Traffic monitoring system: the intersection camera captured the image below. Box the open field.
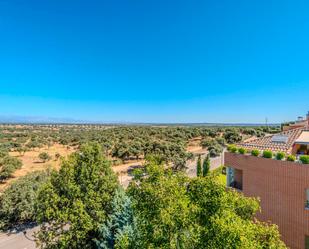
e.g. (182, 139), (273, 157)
(0, 144), (74, 192)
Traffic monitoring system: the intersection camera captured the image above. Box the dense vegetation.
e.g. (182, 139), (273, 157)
(31, 143), (286, 248)
(0, 124), (280, 170)
(0, 124), (286, 248)
(0, 152), (22, 182)
(0, 169), (51, 230)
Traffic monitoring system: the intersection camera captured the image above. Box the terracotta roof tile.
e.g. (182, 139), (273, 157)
(238, 127), (308, 154)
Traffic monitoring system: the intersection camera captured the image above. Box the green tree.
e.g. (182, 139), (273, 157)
(0, 156), (22, 181)
(196, 155), (202, 177)
(202, 155), (210, 177)
(127, 163), (197, 249)
(96, 188), (133, 249)
(38, 152), (51, 163)
(224, 130), (242, 144)
(127, 163), (286, 249)
(35, 143), (119, 249)
(0, 170), (51, 230)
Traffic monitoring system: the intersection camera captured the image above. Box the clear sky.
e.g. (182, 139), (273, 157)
(0, 0), (308, 123)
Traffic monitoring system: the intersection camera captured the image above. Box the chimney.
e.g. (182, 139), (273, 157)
(307, 111), (309, 126)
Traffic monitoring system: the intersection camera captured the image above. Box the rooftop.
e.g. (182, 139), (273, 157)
(238, 127), (307, 154)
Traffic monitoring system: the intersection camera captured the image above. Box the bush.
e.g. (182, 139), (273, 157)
(38, 152), (51, 162)
(227, 145), (237, 153)
(0, 170), (51, 230)
(0, 156), (22, 182)
(251, 150), (260, 157)
(238, 147), (246, 154)
(209, 148), (218, 157)
(300, 155), (309, 164)
(276, 152), (285, 160)
(208, 144), (223, 158)
(200, 138), (214, 148)
(286, 155), (296, 162)
(263, 150), (273, 159)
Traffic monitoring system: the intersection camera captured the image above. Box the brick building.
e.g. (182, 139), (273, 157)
(225, 113), (309, 249)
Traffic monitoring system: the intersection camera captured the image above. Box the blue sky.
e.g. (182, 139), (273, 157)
(0, 0), (308, 123)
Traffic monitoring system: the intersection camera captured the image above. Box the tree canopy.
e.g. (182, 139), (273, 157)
(126, 162), (286, 249)
(35, 143), (119, 249)
(0, 169), (51, 230)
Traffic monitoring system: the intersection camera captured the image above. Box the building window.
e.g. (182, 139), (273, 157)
(226, 167), (243, 191)
(306, 189), (309, 209)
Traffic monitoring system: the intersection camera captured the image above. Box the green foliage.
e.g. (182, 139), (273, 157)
(286, 155), (296, 162)
(35, 142), (119, 249)
(0, 156), (22, 181)
(215, 137), (226, 146)
(227, 144), (237, 153)
(276, 152), (285, 160)
(251, 149), (260, 157)
(238, 147), (246, 154)
(262, 150), (273, 159)
(200, 138), (214, 148)
(202, 155), (210, 176)
(127, 165), (197, 248)
(196, 155), (202, 177)
(0, 170), (51, 230)
(0, 149), (8, 158)
(38, 152), (51, 162)
(96, 188), (133, 249)
(210, 165), (224, 177)
(224, 130), (242, 144)
(300, 155), (309, 164)
(127, 164), (287, 249)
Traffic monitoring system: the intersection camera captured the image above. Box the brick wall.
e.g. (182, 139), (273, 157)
(225, 152), (309, 249)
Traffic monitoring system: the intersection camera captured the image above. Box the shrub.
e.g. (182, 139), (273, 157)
(0, 170), (51, 230)
(208, 144), (223, 157)
(286, 155), (296, 162)
(238, 147), (246, 154)
(227, 145), (237, 153)
(200, 138), (214, 148)
(276, 152), (285, 160)
(263, 150), (273, 159)
(38, 152), (51, 163)
(0, 156), (22, 182)
(224, 130), (242, 144)
(300, 155), (309, 164)
(251, 150), (260, 157)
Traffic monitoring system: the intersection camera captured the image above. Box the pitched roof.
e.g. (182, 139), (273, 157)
(294, 131), (309, 145)
(238, 127), (306, 154)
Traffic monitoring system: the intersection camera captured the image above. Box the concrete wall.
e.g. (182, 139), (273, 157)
(225, 152), (309, 249)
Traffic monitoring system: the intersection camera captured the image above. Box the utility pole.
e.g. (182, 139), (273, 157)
(265, 117), (268, 128)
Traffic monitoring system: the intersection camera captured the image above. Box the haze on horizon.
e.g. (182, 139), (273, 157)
(0, 0), (308, 124)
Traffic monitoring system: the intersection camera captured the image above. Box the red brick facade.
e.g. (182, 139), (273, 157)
(225, 152), (309, 249)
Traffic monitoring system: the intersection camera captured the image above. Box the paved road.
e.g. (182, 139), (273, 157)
(186, 152), (225, 177)
(0, 226), (38, 249)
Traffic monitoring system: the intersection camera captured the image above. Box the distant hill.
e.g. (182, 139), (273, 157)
(0, 115), (86, 124)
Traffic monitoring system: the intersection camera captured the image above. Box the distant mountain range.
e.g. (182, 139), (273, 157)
(0, 115), (279, 126)
(0, 115), (88, 124)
